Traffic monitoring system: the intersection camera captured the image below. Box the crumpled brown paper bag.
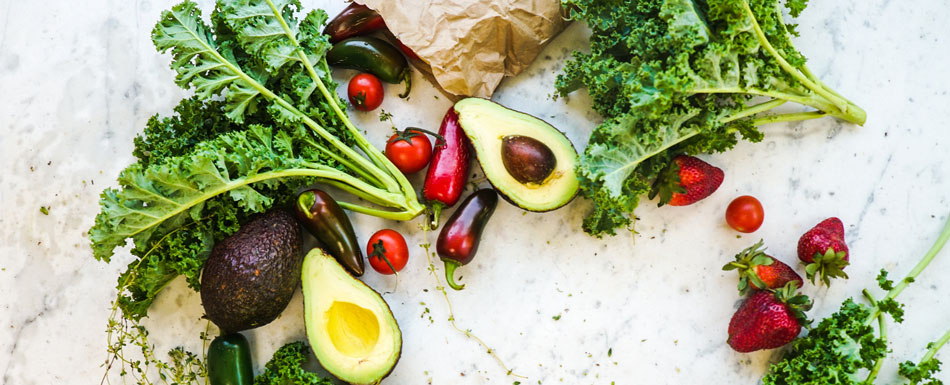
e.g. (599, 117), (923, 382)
(358, 0), (567, 98)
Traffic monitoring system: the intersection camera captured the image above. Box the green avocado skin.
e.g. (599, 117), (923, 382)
(200, 209), (303, 333)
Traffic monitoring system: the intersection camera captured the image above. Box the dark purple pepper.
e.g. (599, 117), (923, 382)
(436, 189), (498, 290)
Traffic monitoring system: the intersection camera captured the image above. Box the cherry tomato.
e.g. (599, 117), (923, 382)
(385, 128), (433, 174)
(347, 73), (383, 111)
(366, 229), (409, 275)
(726, 195), (764, 233)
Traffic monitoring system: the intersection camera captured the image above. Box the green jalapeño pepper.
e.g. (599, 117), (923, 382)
(436, 189), (498, 290)
(327, 36), (411, 98)
(208, 333), (253, 385)
(295, 189), (365, 276)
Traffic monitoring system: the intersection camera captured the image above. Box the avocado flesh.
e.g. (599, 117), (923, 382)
(454, 98), (580, 211)
(302, 248), (401, 384)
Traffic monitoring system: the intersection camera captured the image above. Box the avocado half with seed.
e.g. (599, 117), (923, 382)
(302, 248), (401, 384)
(453, 98), (579, 211)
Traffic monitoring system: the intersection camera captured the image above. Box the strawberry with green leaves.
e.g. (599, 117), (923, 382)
(650, 155), (724, 206)
(797, 217), (850, 285)
(727, 282), (812, 353)
(723, 241), (803, 295)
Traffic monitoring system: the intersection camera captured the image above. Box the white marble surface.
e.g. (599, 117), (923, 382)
(2, 0), (950, 384)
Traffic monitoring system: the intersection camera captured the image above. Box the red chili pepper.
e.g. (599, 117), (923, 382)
(437, 189), (498, 290)
(394, 38), (421, 61)
(323, 3), (387, 44)
(423, 107), (472, 229)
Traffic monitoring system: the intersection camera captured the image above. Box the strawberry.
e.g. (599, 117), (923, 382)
(649, 155), (724, 206)
(723, 241), (803, 295)
(727, 282), (811, 353)
(797, 217), (850, 286)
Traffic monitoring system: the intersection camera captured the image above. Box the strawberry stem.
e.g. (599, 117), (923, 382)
(804, 248), (849, 287)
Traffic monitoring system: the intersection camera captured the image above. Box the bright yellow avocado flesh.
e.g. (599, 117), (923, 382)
(454, 98), (579, 211)
(302, 248), (401, 384)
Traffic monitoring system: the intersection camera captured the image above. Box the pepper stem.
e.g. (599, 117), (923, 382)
(297, 191), (316, 219)
(428, 203), (443, 230)
(443, 260), (465, 290)
(398, 69), (412, 98)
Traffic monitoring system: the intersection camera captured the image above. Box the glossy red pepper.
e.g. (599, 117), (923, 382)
(437, 189), (498, 290)
(394, 38), (420, 61)
(323, 3), (387, 44)
(423, 107), (472, 228)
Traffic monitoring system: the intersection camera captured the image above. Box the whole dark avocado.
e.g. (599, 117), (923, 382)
(200, 209), (303, 333)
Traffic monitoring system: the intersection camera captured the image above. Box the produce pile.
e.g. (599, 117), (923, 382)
(556, 0), (867, 236)
(93, 0), (580, 383)
(90, 0), (424, 320)
(85, 0), (949, 384)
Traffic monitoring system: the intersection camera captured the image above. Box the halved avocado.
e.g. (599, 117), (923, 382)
(453, 98), (579, 211)
(301, 248), (401, 384)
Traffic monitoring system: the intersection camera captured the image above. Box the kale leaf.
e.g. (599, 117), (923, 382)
(557, 0), (865, 236)
(254, 342), (331, 385)
(92, 0), (424, 320)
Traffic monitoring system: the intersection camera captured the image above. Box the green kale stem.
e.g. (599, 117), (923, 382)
(862, 289), (889, 384)
(920, 328), (950, 365)
(165, 10), (389, 189)
(262, 0), (423, 217)
(741, 0), (866, 125)
(721, 99), (787, 123)
(297, 134), (385, 189)
(883, 216), (950, 303)
(749, 111), (827, 126)
(861, 215), (950, 383)
(164, 3), (424, 219)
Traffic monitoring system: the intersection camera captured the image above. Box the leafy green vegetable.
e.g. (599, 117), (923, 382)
(133, 98), (246, 167)
(762, 216), (950, 385)
(899, 329), (950, 385)
(110, 125), (341, 319)
(254, 342), (331, 385)
(556, 0), (865, 236)
(90, 0), (423, 319)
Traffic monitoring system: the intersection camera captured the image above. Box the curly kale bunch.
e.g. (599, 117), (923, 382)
(254, 342), (331, 385)
(92, 0), (423, 320)
(556, 0), (865, 236)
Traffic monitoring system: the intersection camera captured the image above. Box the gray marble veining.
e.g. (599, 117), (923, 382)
(1, 0), (949, 384)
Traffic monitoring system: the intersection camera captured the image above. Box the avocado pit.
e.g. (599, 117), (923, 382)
(501, 135), (557, 185)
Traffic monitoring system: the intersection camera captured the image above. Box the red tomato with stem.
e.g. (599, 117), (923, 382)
(385, 128), (439, 174)
(348, 73), (383, 111)
(366, 229), (409, 275)
(726, 195), (764, 233)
